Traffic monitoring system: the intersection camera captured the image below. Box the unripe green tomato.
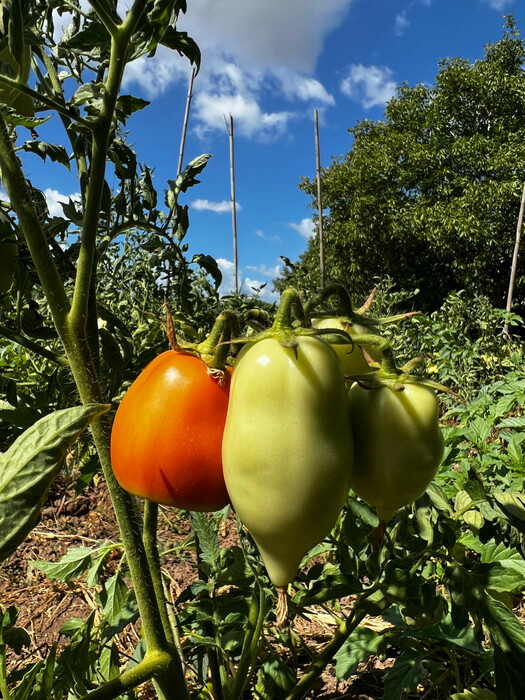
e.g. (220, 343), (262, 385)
(0, 240), (17, 295)
(347, 382), (443, 522)
(312, 317), (377, 378)
(223, 335), (353, 587)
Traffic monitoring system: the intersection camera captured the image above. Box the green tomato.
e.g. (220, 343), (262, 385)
(312, 317), (378, 378)
(0, 240), (17, 295)
(223, 335), (353, 587)
(347, 382), (443, 522)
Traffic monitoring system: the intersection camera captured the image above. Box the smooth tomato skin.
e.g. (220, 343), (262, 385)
(110, 351), (231, 511)
(222, 336), (353, 587)
(347, 382), (444, 522)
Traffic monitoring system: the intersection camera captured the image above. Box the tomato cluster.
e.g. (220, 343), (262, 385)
(110, 287), (444, 592)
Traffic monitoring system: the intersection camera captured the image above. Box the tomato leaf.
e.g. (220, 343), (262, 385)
(483, 595), (525, 700)
(31, 546), (94, 582)
(334, 626), (384, 682)
(382, 650), (424, 699)
(0, 403), (110, 563)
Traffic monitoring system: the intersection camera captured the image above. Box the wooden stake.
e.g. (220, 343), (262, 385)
(314, 109), (325, 289)
(504, 181), (525, 337)
(227, 113), (239, 294)
(177, 66), (196, 178)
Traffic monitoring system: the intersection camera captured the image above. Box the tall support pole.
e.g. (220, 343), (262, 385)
(314, 109), (325, 289)
(228, 113), (239, 294)
(504, 180), (525, 337)
(177, 66), (196, 177)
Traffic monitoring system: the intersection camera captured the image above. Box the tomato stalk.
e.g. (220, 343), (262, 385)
(143, 501), (175, 647)
(229, 584), (267, 700)
(0, 3), (192, 696)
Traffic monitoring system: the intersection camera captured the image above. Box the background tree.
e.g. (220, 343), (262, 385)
(278, 17), (525, 312)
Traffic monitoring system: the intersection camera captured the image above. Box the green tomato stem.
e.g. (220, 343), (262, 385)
(230, 583), (266, 700)
(272, 288), (306, 332)
(0, 639), (10, 700)
(143, 501), (175, 647)
(303, 283), (354, 319)
(197, 310), (234, 369)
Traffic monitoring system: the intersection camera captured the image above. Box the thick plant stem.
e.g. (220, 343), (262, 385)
(0, 104), (190, 700)
(80, 649), (176, 700)
(143, 501), (175, 646)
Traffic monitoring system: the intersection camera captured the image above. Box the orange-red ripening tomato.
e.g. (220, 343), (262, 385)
(110, 350), (231, 511)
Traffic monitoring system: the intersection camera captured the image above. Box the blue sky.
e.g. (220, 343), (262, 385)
(38, 0), (524, 302)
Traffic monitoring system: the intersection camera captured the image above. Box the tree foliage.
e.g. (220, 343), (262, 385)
(278, 17), (525, 311)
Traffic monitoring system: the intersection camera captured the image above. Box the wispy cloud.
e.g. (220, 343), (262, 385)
(191, 199), (241, 213)
(394, 11), (410, 36)
(340, 64), (396, 109)
(246, 262), (282, 278)
(217, 258), (279, 302)
(44, 188), (81, 217)
(289, 218), (315, 239)
(481, 0), (514, 8)
(255, 229), (282, 243)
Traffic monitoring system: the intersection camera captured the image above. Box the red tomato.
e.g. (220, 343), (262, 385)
(110, 350), (231, 511)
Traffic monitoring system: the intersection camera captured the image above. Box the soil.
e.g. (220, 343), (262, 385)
(0, 477), (399, 699)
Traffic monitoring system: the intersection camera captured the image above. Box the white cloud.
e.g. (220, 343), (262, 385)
(246, 263), (282, 278)
(217, 258), (279, 302)
(481, 0), (514, 8)
(289, 218), (316, 239)
(181, 0), (353, 74)
(255, 229), (282, 243)
(394, 11), (410, 36)
(276, 70), (335, 105)
(121, 0), (354, 139)
(123, 46), (189, 98)
(191, 199), (241, 213)
(340, 64), (397, 109)
(193, 90), (294, 139)
(44, 188), (81, 217)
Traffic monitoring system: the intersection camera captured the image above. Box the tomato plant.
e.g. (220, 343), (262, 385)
(111, 350), (231, 511)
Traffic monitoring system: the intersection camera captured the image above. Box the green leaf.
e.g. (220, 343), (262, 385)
(450, 689), (496, 700)
(22, 141), (71, 169)
(255, 654), (295, 700)
(191, 253), (222, 289)
(293, 573), (362, 606)
(334, 626), (384, 682)
(190, 512), (221, 571)
(0, 403), (110, 562)
(382, 650), (424, 700)
(483, 595), (525, 700)
(31, 546), (94, 582)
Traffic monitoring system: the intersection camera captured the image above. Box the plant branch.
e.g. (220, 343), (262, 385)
(0, 75), (91, 128)
(0, 115), (71, 332)
(0, 324), (69, 366)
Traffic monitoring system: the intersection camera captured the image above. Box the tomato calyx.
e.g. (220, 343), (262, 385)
(164, 304), (234, 379)
(349, 345), (458, 397)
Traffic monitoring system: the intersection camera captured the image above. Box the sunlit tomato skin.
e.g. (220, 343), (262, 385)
(223, 336), (353, 587)
(347, 382), (444, 522)
(110, 351), (231, 511)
